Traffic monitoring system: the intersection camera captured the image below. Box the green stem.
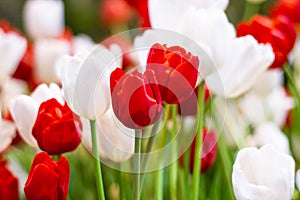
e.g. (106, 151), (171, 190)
(90, 120), (105, 200)
(218, 137), (235, 199)
(170, 105), (178, 200)
(155, 168), (164, 200)
(192, 82), (205, 200)
(133, 130), (142, 200)
(119, 163), (126, 200)
(242, 1), (262, 20)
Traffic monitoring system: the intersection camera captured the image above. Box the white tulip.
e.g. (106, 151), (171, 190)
(9, 83), (64, 147)
(23, 0), (64, 39)
(205, 35), (274, 97)
(34, 38), (71, 84)
(296, 169), (300, 191)
(247, 122), (290, 154)
(0, 29), (27, 84)
(0, 118), (16, 153)
(72, 34), (96, 54)
(60, 45), (118, 120)
(82, 107), (135, 162)
(1, 78), (28, 117)
(239, 85), (293, 127)
(252, 69), (283, 96)
(149, 0), (229, 30)
(232, 144), (295, 200)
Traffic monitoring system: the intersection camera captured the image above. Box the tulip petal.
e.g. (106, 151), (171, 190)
(9, 95), (39, 147)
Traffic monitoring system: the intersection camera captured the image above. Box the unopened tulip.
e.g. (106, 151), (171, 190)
(32, 98), (82, 155)
(110, 68), (162, 129)
(23, 0), (65, 39)
(0, 161), (19, 200)
(232, 144), (295, 200)
(24, 152), (70, 200)
(146, 43), (199, 104)
(34, 38), (71, 84)
(0, 28), (27, 84)
(60, 46), (117, 120)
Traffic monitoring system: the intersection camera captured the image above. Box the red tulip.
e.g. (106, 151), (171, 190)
(237, 15), (296, 69)
(110, 68), (162, 129)
(32, 98), (82, 155)
(24, 152), (70, 200)
(123, 0), (151, 27)
(100, 0), (133, 27)
(270, 0), (300, 24)
(0, 161), (19, 200)
(146, 43), (199, 104)
(180, 129), (217, 173)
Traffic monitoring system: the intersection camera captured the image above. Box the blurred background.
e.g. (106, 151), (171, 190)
(0, 0), (276, 42)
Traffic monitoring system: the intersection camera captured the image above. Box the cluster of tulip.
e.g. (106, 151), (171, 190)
(1, 0), (300, 199)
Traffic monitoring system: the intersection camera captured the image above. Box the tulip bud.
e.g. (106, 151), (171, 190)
(24, 152), (70, 200)
(23, 0), (65, 39)
(110, 68), (162, 129)
(232, 145), (295, 200)
(146, 43), (199, 104)
(32, 98), (82, 155)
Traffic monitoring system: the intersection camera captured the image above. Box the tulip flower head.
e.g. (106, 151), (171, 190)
(24, 152), (70, 200)
(61, 46), (118, 120)
(32, 98), (82, 155)
(0, 161), (19, 200)
(23, 0), (65, 39)
(0, 28), (27, 85)
(110, 68), (162, 129)
(10, 83), (65, 148)
(232, 144), (295, 200)
(146, 43), (199, 104)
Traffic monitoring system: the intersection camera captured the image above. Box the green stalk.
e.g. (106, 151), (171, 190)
(155, 168), (164, 200)
(170, 105), (178, 200)
(90, 120), (105, 200)
(133, 130), (142, 200)
(119, 163), (126, 200)
(192, 82), (205, 200)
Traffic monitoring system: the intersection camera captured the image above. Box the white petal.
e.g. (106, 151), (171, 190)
(9, 95), (39, 147)
(247, 122), (290, 154)
(72, 34), (96, 54)
(23, 0), (64, 39)
(206, 35), (274, 98)
(232, 144), (295, 200)
(149, 0), (229, 30)
(31, 83), (63, 105)
(96, 108), (135, 162)
(1, 78), (28, 117)
(252, 69), (284, 96)
(62, 45), (117, 119)
(0, 119), (16, 152)
(0, 29), (27, 84)
(34, 38), (71, 84)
